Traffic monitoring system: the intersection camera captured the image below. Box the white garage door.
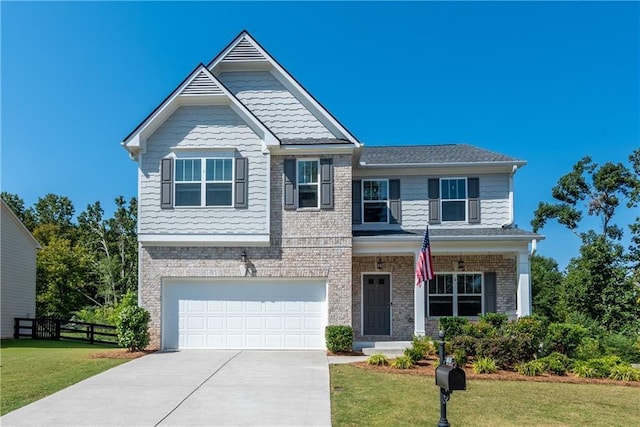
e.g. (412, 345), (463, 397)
(163, 279), (327, 350)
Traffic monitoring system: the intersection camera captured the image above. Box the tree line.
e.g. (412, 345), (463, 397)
(2, 192), (137, 323)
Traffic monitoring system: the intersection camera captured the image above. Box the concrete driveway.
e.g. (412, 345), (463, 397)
(1, 350), (331, 427)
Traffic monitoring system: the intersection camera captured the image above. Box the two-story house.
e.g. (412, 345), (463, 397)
(122, 31), (542, 350)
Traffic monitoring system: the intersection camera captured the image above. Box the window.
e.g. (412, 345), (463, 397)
(427, 273), (483, 317)
(297, 160), (319, 208)
(362, 180), (388, 223)
(441, 178), (466, 222)
(175, 158), (233, 207)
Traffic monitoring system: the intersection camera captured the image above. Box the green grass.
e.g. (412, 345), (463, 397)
(331, 364), (640, 427)
(0, 339), (130, 415)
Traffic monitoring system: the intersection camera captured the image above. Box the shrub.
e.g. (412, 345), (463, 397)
(538, 352), (573, 376)
(325, 326), (353, 353)
(601, 333), (640, 363)
(438, 317), (469, 339)
(449, 335), (478, 358)
(390, 355), (414, 369)
(475, 335), (536, 369)
(463, 321), (498, 339)
(609, 365), (640, 381)
(544, 322), (588, 357)
(412, 335), (436, 357)
(572, 356), (625, 378)
(366, 353), (389, 366)
(472, 357), (497, 374)
(504, 316), (546, 356)
(574, 337), (603, 361)
(516, 360), (545, 376)
(71, 306), (116, 326)
(116, 302), (150, 352)
(453, 349), (468, 367)
(572, 361), (598, 378)
(404, 347), (425, 363)
(479, 313), (509, 330)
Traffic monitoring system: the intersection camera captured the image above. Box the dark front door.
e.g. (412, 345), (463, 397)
(363, 274), (391, 335)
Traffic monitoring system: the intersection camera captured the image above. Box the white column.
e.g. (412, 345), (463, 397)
(413, 250), (426, 336)
(516, 251), (532, 317)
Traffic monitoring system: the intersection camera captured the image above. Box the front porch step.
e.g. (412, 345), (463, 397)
(355, 341), (412, 358)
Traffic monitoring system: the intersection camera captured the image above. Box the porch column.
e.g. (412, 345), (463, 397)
(516, 251), (532, 317)
(413, 250), (426, 336)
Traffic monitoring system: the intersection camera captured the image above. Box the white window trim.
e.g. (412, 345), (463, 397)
(362, 179), (390, 224)
(440, 177), (468, 223)
(426, 272), (484, 318)
(296, 158), (320, 209)
(174, 157), (235, 208)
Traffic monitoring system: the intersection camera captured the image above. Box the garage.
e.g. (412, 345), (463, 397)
(162, 279), (327, 350)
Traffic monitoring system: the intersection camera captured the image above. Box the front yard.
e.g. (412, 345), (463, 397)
(330, 364), (640, 426)
(0, 339), (132, 415)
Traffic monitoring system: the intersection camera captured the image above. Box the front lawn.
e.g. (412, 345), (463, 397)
(331, 364), (640, 426)
(0, 339), (130, 415)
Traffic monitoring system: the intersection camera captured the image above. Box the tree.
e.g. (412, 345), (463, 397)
(531, 255), (566, 322)
(1, 192), (36, 230)
(532, 153), (640, 334)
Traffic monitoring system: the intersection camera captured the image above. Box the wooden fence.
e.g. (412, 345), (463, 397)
(13, 318), (118, 345)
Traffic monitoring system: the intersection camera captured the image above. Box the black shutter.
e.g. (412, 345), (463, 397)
(320, 159), (333, 209)
(468, 177), (480, 223)
(283, 159), (296, 210)
(484, 272), (497, 313)
(428, 178), (440, 224)
(161, 158), (173, 209)
(352, 180), (362, 224)
(234, 157), (248, 208)
(389, 179), (401, 224)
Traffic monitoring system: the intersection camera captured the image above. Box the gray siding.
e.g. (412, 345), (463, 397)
(353, 174), (511, 231)
(139, 105), (269, 235)
(218, 71), (335, 140)
(1, 205), (37, 338)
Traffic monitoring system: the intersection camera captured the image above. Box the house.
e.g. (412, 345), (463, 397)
(1, 200), (40, 338)
(122, 31), (542, 350)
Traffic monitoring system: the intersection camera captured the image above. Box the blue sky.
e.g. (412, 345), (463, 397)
(2, 2), (638, 269)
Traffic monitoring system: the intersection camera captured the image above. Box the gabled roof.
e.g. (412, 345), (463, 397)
(208, 31), (360, 147)
(1, 200), (41, 249)
(121, 63), (279, 157)
(358, 144), (526, 167)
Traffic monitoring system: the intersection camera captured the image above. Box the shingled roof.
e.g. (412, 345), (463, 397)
(359, 144), (525, 166)
(354, 227), (543, 240)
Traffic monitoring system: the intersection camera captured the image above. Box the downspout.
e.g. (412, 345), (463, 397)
(501, 165), (518, 228)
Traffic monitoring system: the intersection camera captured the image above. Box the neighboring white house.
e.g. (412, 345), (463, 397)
(1, 200), (40, 338)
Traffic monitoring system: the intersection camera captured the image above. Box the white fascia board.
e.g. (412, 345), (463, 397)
(353, 236), (531, 256)
(139, 234), (271, 247)
(208, 32), (360, 146)
(268, 145), (355, 155)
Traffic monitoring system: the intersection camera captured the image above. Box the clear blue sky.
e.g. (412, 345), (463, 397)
(2, 2), (638, 269)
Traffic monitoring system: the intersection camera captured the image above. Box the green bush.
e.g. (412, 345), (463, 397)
(411, 335), (436, 357)
(71, 306), (116, 326)
(116, 303), (150, 352)
(366, 353), (389, 366)
(572, 356), (625, 378)
(601, 333), (640, 363)
(574, 337), (603, 361)
(449, 335), (478, 358)
(572, 362), (598, 378)
(463, 321), (498, 339)
(544, 322), (588, 357)
(325, 326), (353, 353)
(516, 360), (545, 376)
(504, 316), (546, 356)
(390, 355), (414, 369)
(438, 317), (469, 339)
(404, 347), (425, 363)
(538, 352), (573, 376)
(479, 313), (509, 330)
(609, 365), (640, 381)
(472, 357), (497, 374)
(475, 335), (536, 369)
(453, 349), (468, 367)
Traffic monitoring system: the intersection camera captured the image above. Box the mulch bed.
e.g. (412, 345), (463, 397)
(350, 356), (640, 387)
(90, 349), (157, 360)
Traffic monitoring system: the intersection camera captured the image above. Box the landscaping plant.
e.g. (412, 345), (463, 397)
(115, 292), (150, 351)
(366, 353), (389, 366)
(390, 355), (414, 369)
(516, 360), (545, 376)
(325, 325), (353, 353)
(472, 357), (498, 374)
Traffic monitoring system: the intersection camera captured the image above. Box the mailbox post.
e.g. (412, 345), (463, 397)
(435, 330), (466, 427)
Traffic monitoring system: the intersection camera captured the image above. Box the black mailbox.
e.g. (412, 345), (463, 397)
(435, 364), (466, 391)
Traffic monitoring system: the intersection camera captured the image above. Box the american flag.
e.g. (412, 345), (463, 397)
(415, 226), (434, 287)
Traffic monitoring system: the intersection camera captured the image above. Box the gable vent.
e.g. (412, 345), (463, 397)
(223, 38), (267, 62)
(182, 71), (224, 95)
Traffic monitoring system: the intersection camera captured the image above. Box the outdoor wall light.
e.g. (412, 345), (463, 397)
(457, 257), (465, 271)
(240, 250), (247, 263)
(376, 258), (384, 270)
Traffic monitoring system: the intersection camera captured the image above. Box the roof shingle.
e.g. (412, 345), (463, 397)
(359, 144), (525, 165)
